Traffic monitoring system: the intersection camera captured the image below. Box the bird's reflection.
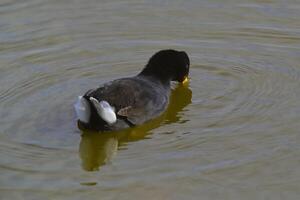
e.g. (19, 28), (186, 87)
(79, 83), (192, 171)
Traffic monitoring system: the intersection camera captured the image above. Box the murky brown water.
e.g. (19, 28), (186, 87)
(1, 0), (300, 199)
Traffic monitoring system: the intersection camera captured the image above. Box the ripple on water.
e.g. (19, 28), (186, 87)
(187, 51), (300, 134)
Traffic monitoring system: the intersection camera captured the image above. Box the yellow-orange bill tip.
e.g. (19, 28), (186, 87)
(181, 77), (189, 84)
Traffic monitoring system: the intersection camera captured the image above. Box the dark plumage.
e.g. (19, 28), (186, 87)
(75, 49), (190, 131)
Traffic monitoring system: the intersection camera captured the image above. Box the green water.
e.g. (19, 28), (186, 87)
(1, 0), (300, 199)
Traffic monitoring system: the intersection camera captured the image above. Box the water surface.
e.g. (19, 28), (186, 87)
(1, 0), (300, 199)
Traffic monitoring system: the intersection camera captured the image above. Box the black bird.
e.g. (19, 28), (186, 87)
(74, 49), (190, 131)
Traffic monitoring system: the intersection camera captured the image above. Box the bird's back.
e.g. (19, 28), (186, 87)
(84, 76), (170, 130)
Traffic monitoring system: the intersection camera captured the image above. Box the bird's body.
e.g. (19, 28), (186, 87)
(75, 49), (190, 131)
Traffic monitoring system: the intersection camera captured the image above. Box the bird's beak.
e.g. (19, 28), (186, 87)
(181, 76), (189, 84)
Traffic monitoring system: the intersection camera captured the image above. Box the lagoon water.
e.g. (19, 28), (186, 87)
(1, 0), (300, 199)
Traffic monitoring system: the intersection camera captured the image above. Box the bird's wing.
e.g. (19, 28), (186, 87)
(86, 77), (169, 125)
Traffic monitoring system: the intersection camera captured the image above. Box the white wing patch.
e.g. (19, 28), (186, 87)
(89, 97), (117, 124)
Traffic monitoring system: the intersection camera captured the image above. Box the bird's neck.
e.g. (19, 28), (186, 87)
(138, 66), (172, 85)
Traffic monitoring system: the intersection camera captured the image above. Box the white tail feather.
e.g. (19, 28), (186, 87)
(74, 96), (91, 123)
